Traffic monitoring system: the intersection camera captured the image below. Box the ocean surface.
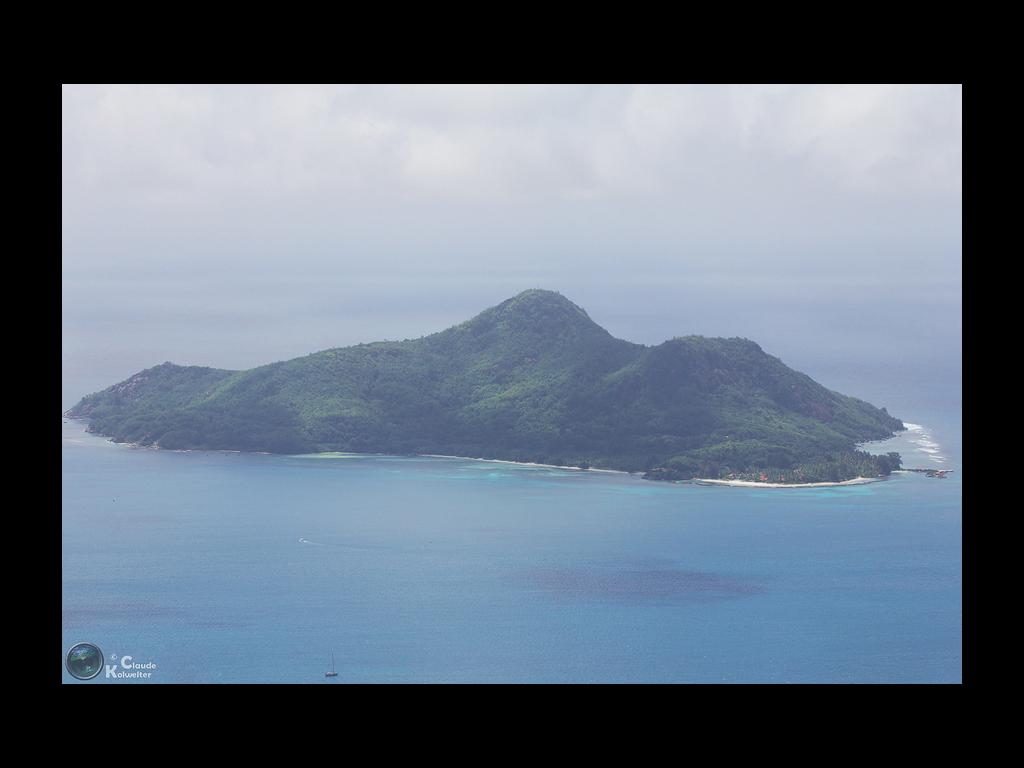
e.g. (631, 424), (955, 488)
(61, 403), (962, 683)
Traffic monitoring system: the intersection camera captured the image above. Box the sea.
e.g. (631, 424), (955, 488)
(61, 378), (962, 684)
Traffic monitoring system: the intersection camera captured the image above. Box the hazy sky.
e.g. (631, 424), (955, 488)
(62, 84), (961, 413)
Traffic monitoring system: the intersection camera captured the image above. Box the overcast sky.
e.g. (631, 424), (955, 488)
(62, 84), (962, 414)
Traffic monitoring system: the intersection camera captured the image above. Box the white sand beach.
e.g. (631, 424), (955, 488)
(419, 454), (632, 474)
(692, 476), (882, 489)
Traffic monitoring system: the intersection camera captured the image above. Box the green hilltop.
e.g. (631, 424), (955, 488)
(66, 289), (904, 483)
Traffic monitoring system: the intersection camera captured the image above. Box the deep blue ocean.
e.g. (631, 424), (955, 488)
(61, 389), (962, 683)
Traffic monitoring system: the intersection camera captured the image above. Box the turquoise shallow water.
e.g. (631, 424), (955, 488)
(61, 418), (961, 683)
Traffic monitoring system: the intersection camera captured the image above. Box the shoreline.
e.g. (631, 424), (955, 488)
(419, 454), (633, 474)
(63, 421), (633, 474)
(690, 476), (883, 489)
(63, 418), (900, 486)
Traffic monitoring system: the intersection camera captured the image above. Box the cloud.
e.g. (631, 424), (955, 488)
(61, 84), (961, 405)
(62, 84), (961, 205)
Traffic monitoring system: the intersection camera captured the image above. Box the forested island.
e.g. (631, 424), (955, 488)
(66, 289), (904, 484)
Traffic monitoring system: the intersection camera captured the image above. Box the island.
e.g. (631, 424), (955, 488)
(65, 289), (905, 485)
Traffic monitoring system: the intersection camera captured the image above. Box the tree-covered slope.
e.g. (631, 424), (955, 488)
(66, 289), (904, 482)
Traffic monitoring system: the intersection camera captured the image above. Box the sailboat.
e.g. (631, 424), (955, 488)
(325, 651), (339, 678)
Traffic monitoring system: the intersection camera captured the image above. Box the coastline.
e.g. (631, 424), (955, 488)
(419, 454), (632, 474)
(64, 417), (894, 485)
(63, 420), (633, 474)
(690, 476), (883, 489)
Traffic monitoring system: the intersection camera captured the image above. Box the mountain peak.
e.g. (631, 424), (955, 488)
(508, 288), (571, 302)
(502, 288), (583, 311)
(484, 289), (602, 334)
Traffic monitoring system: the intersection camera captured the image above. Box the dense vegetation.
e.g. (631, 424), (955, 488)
(67, 289), (904, 483)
